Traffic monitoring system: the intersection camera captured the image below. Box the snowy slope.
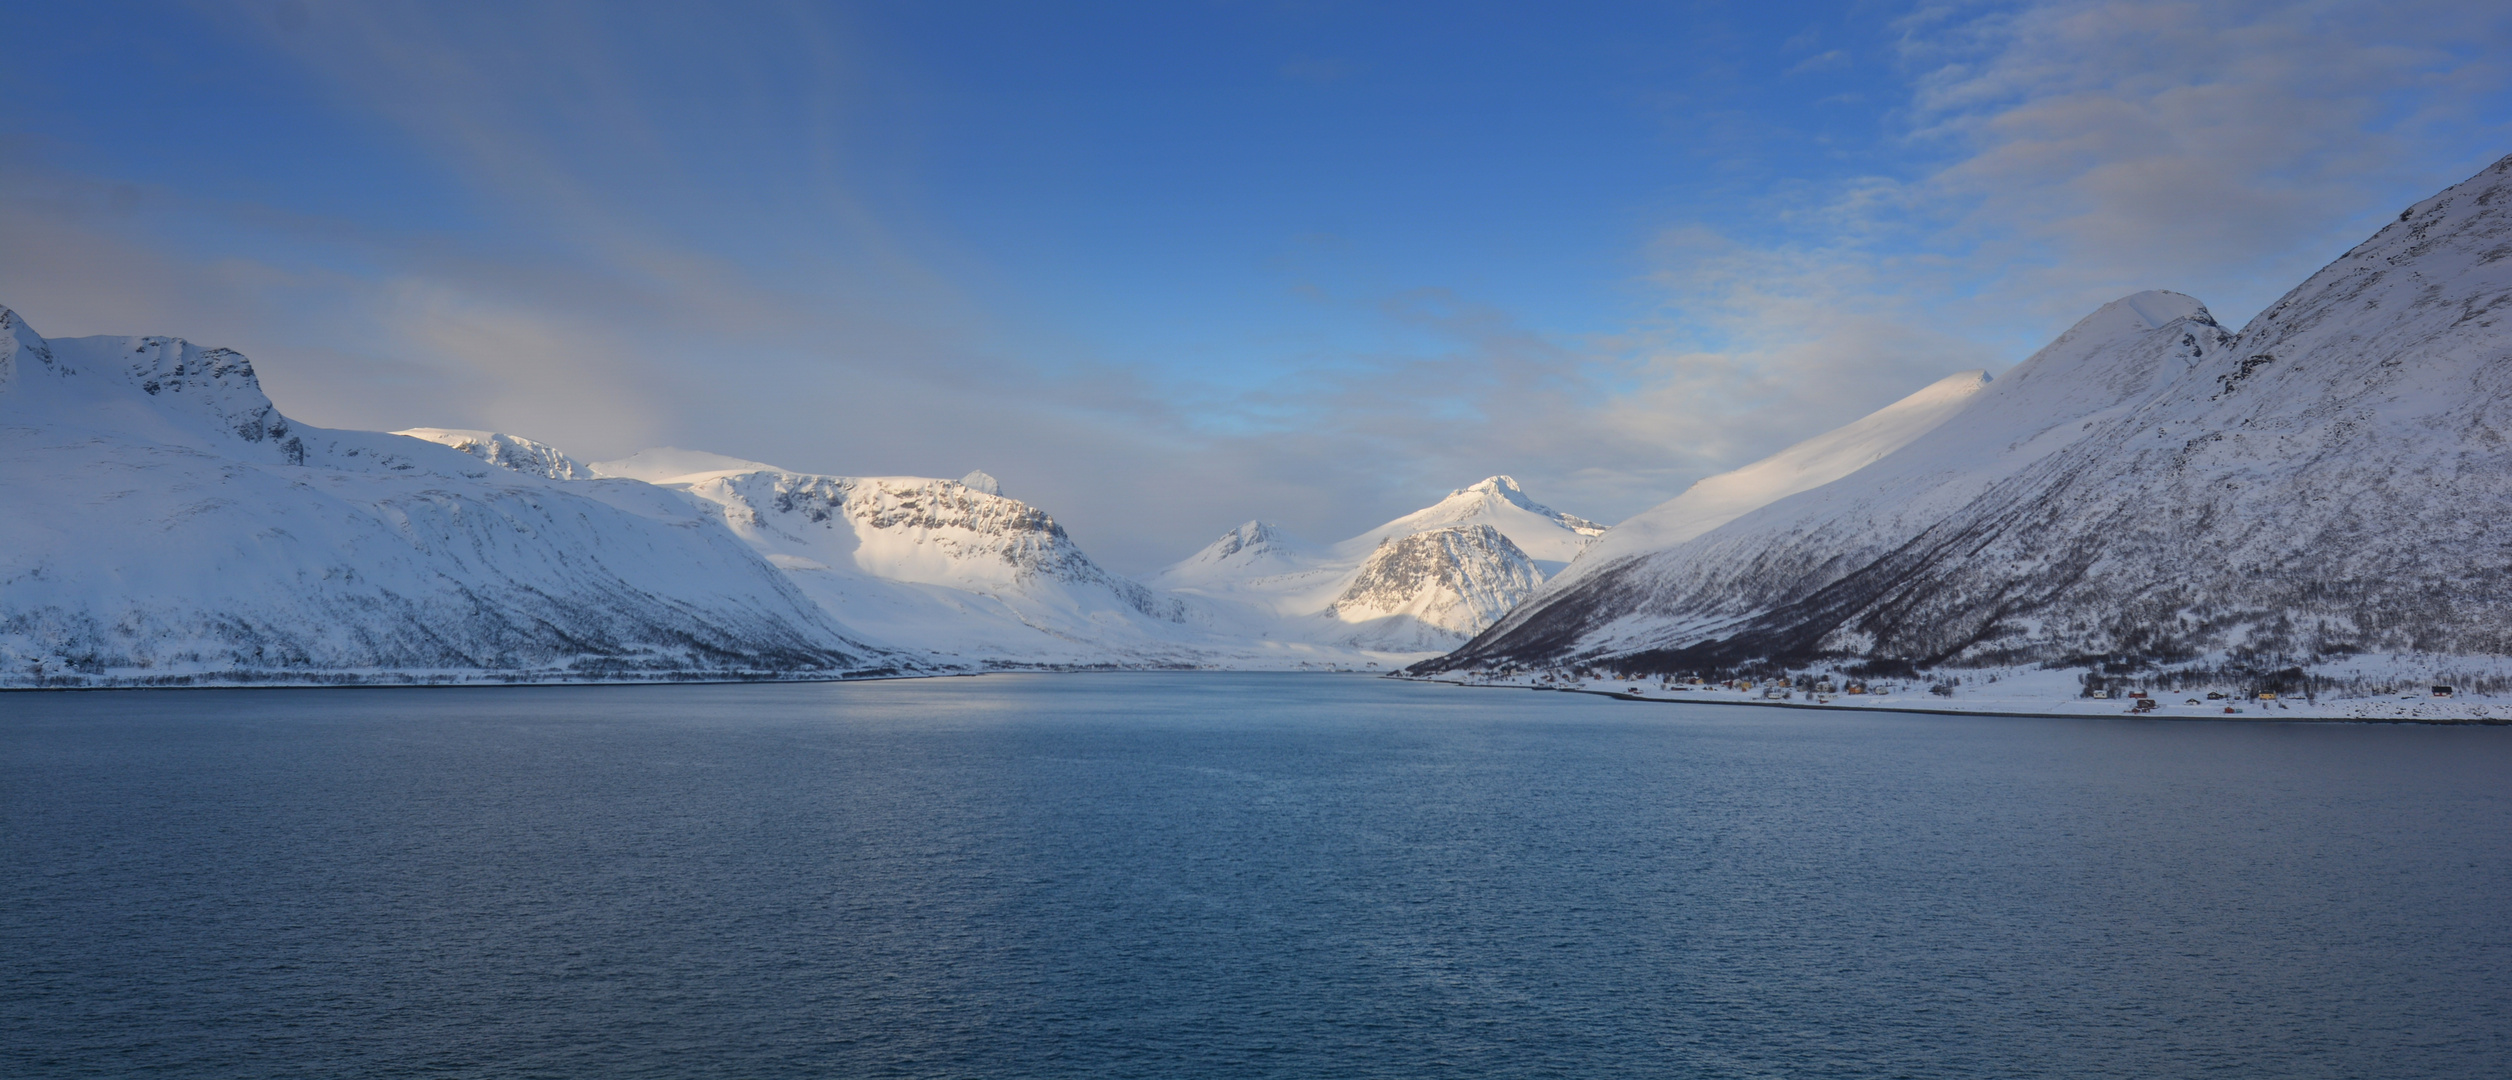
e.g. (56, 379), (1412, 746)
(1154, 476), (1599, 650)
(1553, 369), (1990, 589)
(1425, 153), (2512, 686)
(0, 309), (904, 687)
(583, 450), (1227, 667)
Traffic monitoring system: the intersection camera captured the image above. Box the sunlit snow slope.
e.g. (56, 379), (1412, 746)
(0, 310), (902, 687)
(1424, 153), (2512, 681)
(580, 449), (1222, 667)
(1549, 369), (1991, 590)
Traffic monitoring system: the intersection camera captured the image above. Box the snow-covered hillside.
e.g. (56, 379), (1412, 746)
(0, 309), (904, 687)
(1549, 369), (1990, 591)
(1423, 153), (2512, 694)
(1156, 476), (1601, 650)
(576, 448), (1218, 668)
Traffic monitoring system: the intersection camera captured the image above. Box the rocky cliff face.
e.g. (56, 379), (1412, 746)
(680, 468), (1188, 624)
(1426, 153), (2512, 682)
(1324, 524), (1543, 652)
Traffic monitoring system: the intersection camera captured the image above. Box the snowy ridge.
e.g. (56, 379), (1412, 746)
(1422, 153), (2512, 693)
(632, 461), (1216, 665)
(1155, 476), (1600, 651)
(1554, 368), (1991, 590)
(0, 309), (905, 687)
(1344, 475), (1602, 572)
(399, 428), (590, 480)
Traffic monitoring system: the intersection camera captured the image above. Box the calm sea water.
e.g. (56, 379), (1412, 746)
(3, 673), (2507, 1078)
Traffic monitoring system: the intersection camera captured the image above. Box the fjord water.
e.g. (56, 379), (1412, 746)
(4, 675), (2506, 1079)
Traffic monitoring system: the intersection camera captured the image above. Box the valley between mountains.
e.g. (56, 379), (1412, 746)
(8, 155), (2512, 717)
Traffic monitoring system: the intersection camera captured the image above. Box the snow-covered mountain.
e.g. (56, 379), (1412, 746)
(1342, 475), (1606, 575)
(0, 309), (904, 687)
(1324, 525), (1545, 652)
(572, 447), (1216, 667)
(1422, 153), (2512, 686)
(1155, 476), (1602, 651)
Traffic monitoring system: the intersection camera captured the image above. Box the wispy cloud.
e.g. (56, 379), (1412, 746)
(1898, 0), (2512, 324)
(5, 1), (2507, 573)
(1787, 49), (1852, 75)
(1608, 0), (2512, 489)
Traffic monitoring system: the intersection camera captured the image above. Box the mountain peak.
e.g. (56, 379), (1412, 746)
(2114, 290), (2213, 331)
(1183, 519), (1295, 565)
(11, 326), (298, 451)
(1323, 475), (1605, 576)
(1219, 519), (1282, 551)
(1443, 475), (1576, 519)
(959, 469), (1002, 496)
(0, 306), (61, 390)
(398, 428), (591, 481)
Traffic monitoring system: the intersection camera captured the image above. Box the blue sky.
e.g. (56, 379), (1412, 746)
(4, 1), (2509, 570)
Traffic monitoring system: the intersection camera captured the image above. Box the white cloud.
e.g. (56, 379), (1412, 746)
(1899, 0), (2512, 324)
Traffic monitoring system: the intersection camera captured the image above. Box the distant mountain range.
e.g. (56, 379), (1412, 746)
(12, 153), (2508, 691)
(0, 321), (1599, 685)
(1152, 476), (1601, 652)
(1418, 152), (2512, 691)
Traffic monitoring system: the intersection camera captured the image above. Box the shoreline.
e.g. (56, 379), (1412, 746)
(8, 667), (2503, 725)
(0, 663), (1392, 695)
(1396, 674), (2512, 727)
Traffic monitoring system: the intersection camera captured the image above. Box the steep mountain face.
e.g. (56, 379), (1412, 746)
(1155, 476), (1600, 651)
(585, 450), (1207, 666)
(1324, 525), (1543, 651)
(0, 309), (900, 686)
(1426, 153), (2512, 681)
